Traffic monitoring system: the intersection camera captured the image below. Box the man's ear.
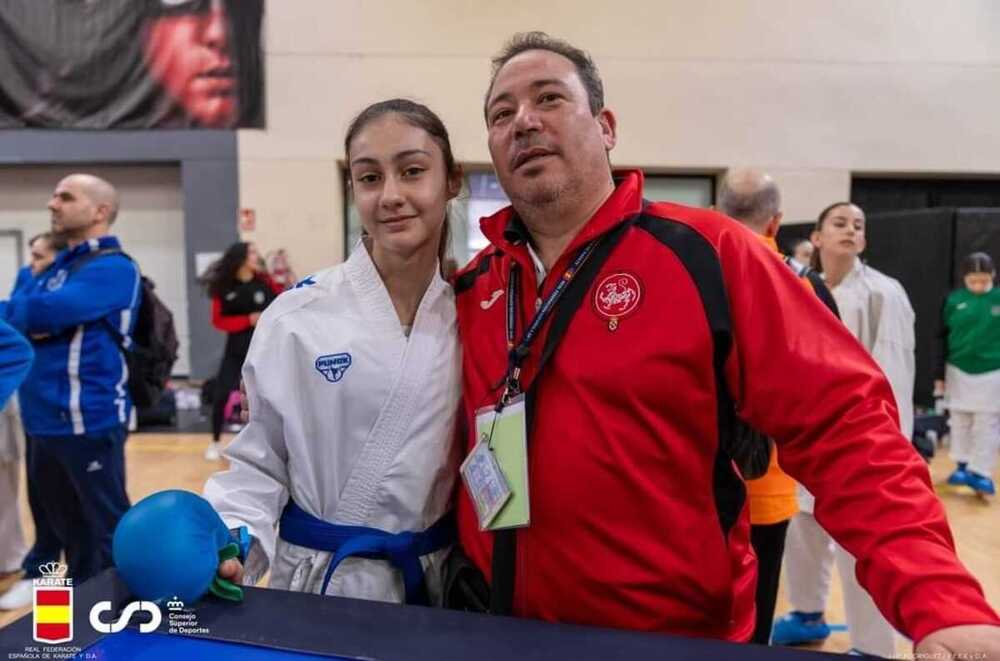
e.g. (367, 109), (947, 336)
(597, 108), (617, 151)
(765, 212), (783, 238)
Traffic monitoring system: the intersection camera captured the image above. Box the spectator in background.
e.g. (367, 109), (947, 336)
(0, 231), (66, 610)
(773, 202), (915, 657)
(789, 238), (813, 269)
(141, 0), (265, 128)
(14, 233), (65, 294)
(1, 173), (140, 591)
(200, 241), (281, 461)
(936, 252), (1000, 497)
(717, 169), (838, 645)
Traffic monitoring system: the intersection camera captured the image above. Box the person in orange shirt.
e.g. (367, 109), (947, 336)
(718, 169), (839, 644)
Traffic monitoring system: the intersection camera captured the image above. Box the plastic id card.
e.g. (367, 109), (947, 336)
(471, 395), (530, 530)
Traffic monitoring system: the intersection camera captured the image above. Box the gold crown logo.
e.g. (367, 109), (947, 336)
(38, 561), (68, 578)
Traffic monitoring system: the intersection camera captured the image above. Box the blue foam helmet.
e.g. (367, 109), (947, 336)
(113, 490), (243, 604)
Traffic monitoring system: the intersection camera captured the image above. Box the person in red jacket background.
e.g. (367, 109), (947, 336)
(201, 241), (281, 460)
(450, 31), (1000, 657)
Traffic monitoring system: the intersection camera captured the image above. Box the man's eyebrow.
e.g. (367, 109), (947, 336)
(487, 79), (570, 112)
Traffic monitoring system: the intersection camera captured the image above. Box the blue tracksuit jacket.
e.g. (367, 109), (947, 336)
(4, 236), (141, 438)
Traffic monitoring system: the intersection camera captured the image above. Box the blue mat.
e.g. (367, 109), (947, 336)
(78, 629), (361, 660)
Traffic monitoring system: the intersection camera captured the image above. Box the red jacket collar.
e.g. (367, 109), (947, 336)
(479, 169), (645, 258)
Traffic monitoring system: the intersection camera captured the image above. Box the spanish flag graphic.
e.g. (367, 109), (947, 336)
(33, 587), (73, 643)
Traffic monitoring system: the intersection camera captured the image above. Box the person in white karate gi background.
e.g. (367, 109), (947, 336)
(204, 98), (464, 605)
(936, 252), (1000, 498)
(773, 202), (916, 657)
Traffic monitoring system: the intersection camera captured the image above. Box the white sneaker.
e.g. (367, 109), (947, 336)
(0, 579), (33, 610)
(204, 442), (221, 461)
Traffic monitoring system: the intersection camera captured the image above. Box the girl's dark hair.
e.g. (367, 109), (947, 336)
(810, 201), (855, 272)
(201, 241), (251, 298)
(344, 99), (459, 274)
(962, 251), (996, 277)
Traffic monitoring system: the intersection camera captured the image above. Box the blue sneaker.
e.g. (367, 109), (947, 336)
(947, 464), (970, 486)
(967, 472), (996, 496)
(771, 611), (831, 646)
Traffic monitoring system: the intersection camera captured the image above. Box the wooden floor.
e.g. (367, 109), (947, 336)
(1, 432), (997, 657)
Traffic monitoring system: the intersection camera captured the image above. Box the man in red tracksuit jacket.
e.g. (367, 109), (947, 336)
(453, 31), (1000, 656)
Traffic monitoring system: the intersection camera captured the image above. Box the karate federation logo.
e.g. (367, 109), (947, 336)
(315, 353), (352, 383)
(45, 270), (68, 292)
(593, 272), (642, 331)
(33, 562), (73, 644)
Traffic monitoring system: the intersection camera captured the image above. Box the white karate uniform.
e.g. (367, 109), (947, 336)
(0, 398), (27, 573)
(945, 364), (1000, 477)
(204, 246), (461, 604)
(786, 260), (915, 657)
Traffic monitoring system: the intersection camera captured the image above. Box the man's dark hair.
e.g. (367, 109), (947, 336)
(484, 31), (604, 122)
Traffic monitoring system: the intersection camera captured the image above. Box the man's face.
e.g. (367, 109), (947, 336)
(144, 0), (237, 127)
(485, 49), (616, 209)
(47, 177), (101, 239)
(28, 238), (56, 275)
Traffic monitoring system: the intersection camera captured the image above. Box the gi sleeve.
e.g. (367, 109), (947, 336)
(203, 307), (291, 578)
(715, 225), (1000, 644)
(868, 276), (916, 439)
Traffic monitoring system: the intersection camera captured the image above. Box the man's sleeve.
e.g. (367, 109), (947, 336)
(6, 257), (140, 336)
(0, 319), (33, 408)
(715, 226), (999, 644)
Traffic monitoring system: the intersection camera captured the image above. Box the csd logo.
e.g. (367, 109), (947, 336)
(89, 600), (162, 633)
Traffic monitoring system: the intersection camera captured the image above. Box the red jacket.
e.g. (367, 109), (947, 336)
(454, 170), (998, 643)
(210, 273), (284, 334)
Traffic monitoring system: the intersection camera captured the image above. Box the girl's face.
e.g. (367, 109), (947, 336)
(244, 243), (260, 272)
(811, 203), (866, 260)
(348, 115), (460, 262)
(964, 272), (994, 294)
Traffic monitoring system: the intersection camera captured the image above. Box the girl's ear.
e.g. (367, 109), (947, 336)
(447, 165), (464, 199)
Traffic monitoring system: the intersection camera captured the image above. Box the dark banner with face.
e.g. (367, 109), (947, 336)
(0, 0), (264, 129)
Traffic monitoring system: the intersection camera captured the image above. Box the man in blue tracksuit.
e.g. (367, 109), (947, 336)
(4, 173), (141, 584)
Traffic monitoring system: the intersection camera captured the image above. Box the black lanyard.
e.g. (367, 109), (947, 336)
(497, 240), (599, 411)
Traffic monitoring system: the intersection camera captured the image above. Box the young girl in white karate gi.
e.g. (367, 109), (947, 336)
(774, 202), (915, 657)
(204, 99), (463, 605)
(937, 252), (999, 497)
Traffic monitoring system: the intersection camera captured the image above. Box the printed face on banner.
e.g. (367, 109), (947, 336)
(143, 0), (238, 128)
(0, 0), (264, 129)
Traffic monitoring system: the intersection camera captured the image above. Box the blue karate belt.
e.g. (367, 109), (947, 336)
(278, 500), (454, 605)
